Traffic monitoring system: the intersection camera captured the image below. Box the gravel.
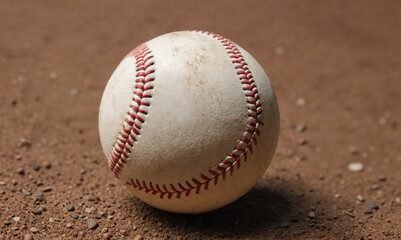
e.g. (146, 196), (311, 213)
(133, 235), (143, 240)
(34, 192), (45, 202)
(31, 208), (42, 215)
(66, 204), (75, 211)
(348, 146), (358, 155)
(366, 202), (379, 210)
(42, 161), (51, 169)
(372, 184), (381, 190)
(280, 222), (290, 228)
(362, 209), (372, 214)
(296, 97), (306, 107)
(87, 218), (98, 230)
(103, 232), (112, 239)
(294, 230), (305, 236)
(32, 165), (41, 171)
(85, 207), (95, 213)
(16, 168), (25, 175)
(22, 189), (32, 196)
(24, 234), (33, 240)
(348, 162), (364, 172)
(378, 174), (387, 181)
(296, 124), (307, 132)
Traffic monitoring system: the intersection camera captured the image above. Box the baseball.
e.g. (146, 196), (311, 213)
(98, 30), (280, 214)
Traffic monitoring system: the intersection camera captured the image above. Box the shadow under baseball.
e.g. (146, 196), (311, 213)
(121, 179), (353, 238)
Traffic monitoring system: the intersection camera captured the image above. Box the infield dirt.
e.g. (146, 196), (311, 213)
(0, 1), (400, 239)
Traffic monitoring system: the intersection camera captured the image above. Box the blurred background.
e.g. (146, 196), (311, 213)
(0, 1), (400, 239)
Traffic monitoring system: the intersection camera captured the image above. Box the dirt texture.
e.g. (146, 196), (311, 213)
(1, 1), (400, 239)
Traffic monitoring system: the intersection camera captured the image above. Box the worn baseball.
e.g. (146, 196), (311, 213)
(99, 30), (280, 214)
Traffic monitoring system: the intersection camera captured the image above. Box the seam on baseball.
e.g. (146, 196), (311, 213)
(116, 30), (264, 199)
(108, 43), (155, 177)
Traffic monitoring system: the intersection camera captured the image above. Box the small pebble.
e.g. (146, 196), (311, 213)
(72, 213), (79, 219)
(29, 227), (38, 233)
(49, 72), (57, 79)
(396, 197), (400, 203)
(120, 229), (128, 236)
(31, 208), (42, 215)
(379, 117), (386, 125)
(95, 214), (103, 219)
(24, 234), (33, 240)
(133, 235), (143, 240)
(372, 184), (381, 190)
(17, 168), (25, 175)
(362, 209), (372, 214)
(377, 174), (387, 181)
(357, 195), (364, 202)
(348, 162), (364, 172)
(275, 46), (284, 55)
(66, 223), (73, 229)
(335, 194), (341, 199)
(43, 187), (52, 192)
(307, 211), (316, 218)
(85, 207), (95, 213)
(318, 174), (324, 180)
(32, 165), (41, 171)
(102, 228), (108, 233)
(34, 192), (45, 202)
(42, 161), (51, 169)
(12, 217), (20, 222)
(70, 88), (80, 95)
(289, 216), (299, 222)
(0, 181), (5, 185)
(18, 138), (32, 148)
(348, 146), (358, 155)
(298, 138), (308, 145)
(87, 218), (98, 230)
(80, 169), (86, 175)
(293, 230), (304, 236)
(66, 204), (75, 211)
(366, 202), (379, 210)
(22, 189), (32, 196)
(296, 97), (306, 107)
(49, 218), (54, 223)
(280, 222), (289, 228)
(296, 124), (307, 132)
(103, 233), (112, 239)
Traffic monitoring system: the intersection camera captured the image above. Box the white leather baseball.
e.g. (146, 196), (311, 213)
(99, 31), (280, 214)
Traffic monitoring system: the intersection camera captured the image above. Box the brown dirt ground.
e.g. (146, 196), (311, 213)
(1, 1), (400, 239)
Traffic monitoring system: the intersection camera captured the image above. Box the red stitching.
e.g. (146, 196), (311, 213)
(122, 31), (264, 199)
(108, 43), (155, 177)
